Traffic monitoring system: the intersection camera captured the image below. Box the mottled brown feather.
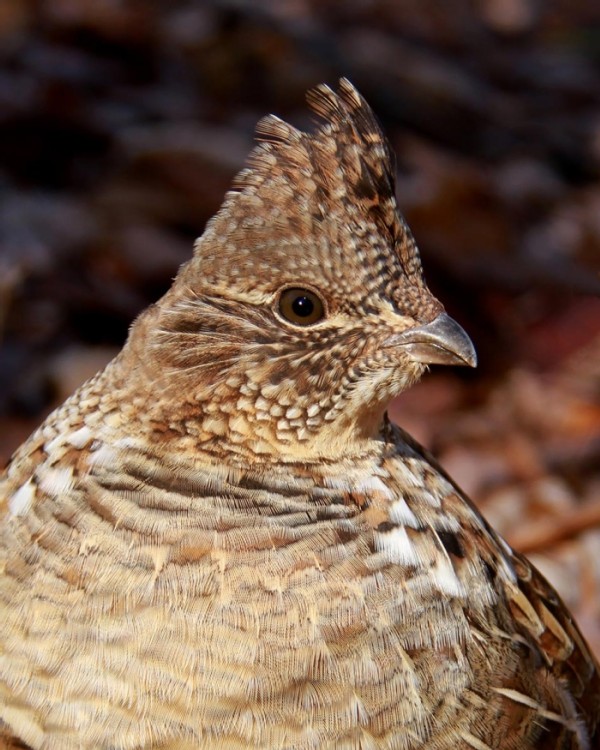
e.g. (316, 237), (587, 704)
(1, 79), (598, 749)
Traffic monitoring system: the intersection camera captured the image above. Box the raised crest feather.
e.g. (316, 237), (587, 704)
(254, 114), (302, 145)
(231, 78), (396, 216)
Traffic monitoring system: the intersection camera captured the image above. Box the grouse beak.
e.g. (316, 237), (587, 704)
(395, 312), (477, 367)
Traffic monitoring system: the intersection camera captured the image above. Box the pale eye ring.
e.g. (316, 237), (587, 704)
(278, 288), (325, 326)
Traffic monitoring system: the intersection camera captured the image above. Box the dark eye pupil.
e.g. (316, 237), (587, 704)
(291, 295), (314, 317)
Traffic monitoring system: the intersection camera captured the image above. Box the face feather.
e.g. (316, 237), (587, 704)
(121, 79), (469, 463)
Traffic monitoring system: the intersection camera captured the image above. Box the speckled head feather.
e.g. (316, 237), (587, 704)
(127, 79), (447, 463)
(240, 79), (398, 240)
(203, 78), (424, 305)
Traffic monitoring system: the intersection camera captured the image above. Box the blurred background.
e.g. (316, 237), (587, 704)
(0, 1), (599, 654)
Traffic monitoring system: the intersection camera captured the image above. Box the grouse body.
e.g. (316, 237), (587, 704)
(1, 79), (598, 749)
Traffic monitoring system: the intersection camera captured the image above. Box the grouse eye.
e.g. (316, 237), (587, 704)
(278, 288), (325, 326)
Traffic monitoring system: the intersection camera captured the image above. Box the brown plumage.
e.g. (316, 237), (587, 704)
(0, 79), (598, 749)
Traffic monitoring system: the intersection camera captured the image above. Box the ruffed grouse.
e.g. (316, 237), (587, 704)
(1, 79), (598, 750)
